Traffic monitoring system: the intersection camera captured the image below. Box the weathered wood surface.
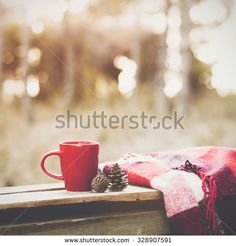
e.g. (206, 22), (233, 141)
(0, 183), (171, 235)
(0, 183), (162, 210)
(0, 210), (170, 235)
(0, 182), (64, 195)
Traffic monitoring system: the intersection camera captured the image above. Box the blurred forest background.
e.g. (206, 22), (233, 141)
(0, 0), (236, 186)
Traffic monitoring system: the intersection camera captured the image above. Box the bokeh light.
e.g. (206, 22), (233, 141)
(27, 48), (42, 66)
(2, 79), (25, 97)
(189, 0), (226, 25)
(26, 76), (40, 97)
(114, 55), (137, 97)
(31, 21), (45, 34)
(190, 0), (236, 96)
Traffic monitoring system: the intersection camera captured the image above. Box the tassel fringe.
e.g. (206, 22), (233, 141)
(176, 160), (218, 233)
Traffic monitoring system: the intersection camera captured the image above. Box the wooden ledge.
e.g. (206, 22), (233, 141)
(0, 183), (162, 210)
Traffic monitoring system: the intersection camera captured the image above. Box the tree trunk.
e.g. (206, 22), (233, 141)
(154, 1), (169, 115)
(178, 0), (192, 114)
(130, 5), (142, 108)
(0, 6), (3, 102)
(21, 8), (33, 123)
(63, 8), (75, 108)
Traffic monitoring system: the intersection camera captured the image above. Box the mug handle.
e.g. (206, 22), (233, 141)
(40, 150), (63, 180)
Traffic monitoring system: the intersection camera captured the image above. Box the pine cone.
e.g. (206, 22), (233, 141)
(108, 163), (128, 192)
(91, 175), (109, 193)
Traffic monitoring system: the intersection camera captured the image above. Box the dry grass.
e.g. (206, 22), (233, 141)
(0, 92), (236, 186)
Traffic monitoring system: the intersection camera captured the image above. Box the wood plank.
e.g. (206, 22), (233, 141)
(0, 182), (64, 195)
(0, 162), (109, 195)
(0, 210), (171, 235)
(0, 185), (162, 210)
(0, 200), (165, 225)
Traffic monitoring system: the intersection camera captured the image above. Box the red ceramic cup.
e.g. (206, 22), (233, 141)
(40, 141), (99, 191)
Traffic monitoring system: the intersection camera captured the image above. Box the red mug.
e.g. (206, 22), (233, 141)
(40, 141), (99, 191)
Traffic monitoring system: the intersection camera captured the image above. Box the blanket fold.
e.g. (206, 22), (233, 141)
(100, 146), (236, 235)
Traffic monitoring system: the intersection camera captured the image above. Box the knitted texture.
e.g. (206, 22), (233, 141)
(101, 146), (236, 235)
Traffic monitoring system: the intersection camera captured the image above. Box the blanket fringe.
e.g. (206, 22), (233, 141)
(203, 175), (217, 232)
(176, 160), (218, 233)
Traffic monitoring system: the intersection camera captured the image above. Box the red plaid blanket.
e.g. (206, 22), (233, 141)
(100, 146), (236, 235)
